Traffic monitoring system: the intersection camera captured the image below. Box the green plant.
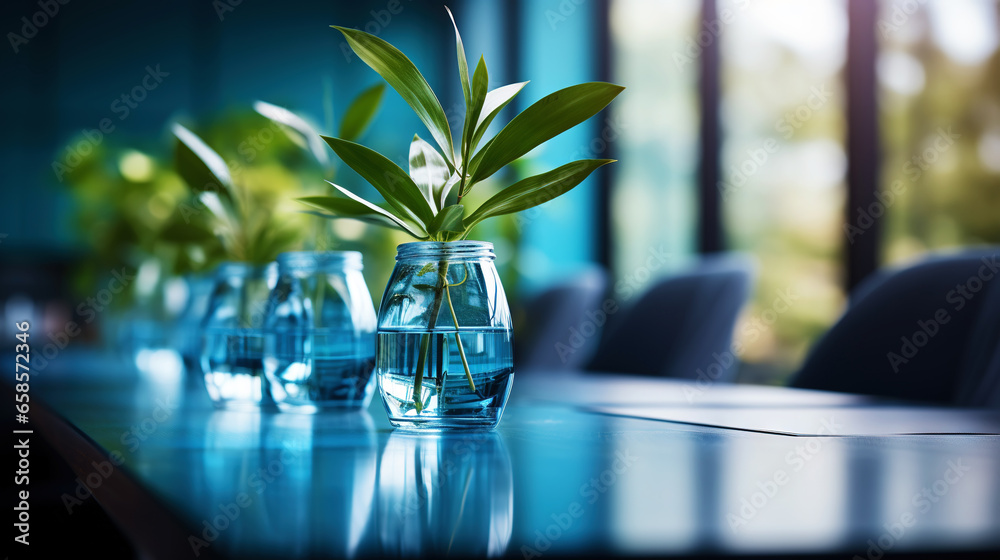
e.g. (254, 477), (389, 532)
(252, 86), (386, 329)
(172, 122), (305, 265)
(61, 142), (223, 310)
(253, 84), (385, 251)
(300, 7), (624, 412)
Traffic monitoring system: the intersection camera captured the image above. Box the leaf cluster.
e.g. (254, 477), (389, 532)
(299, 7), (624, 241)
(171, 122), (304, 265)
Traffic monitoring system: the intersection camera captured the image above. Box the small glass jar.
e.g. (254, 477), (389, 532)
(175, 273), (214, 377)
(376, 241), (514, 429)
(129, 260), (186, 381)
(200, 262), (277, 409)
(264, 251), (377, 412)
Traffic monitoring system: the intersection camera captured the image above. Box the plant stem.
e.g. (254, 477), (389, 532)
(412, 259), (447, 412)
(445, 282), (476, 391)
(411, 260), (476, 411)
(447, 465), (475, 555)
(412, 333), (431, 412)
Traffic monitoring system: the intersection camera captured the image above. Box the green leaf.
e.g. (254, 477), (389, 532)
(417, 263), (436, 276)
(172, 123), (235, 199)
(409, 134), (450, 213)
(445, 6), (470, 104)
(158, 209), (216, 243)
(469, 82), (624, 183)
(339, 83), (386, 142)
(298, 196), (403, 228)
(252, 223), (302, 265)
(199, 192), (236, 231)
(253, 100), (330, 166)
(198, 192), (240, 253)
(469, 81), (527, 154)
(333, 26), (455, 165)
(461, 56), (489, 175)
(427, 204), (465, 236)
(301, 209), (400, 232)
(321, 136), (434, 228)
(299, 183), (426, 239)
(438, 172), (461, 210)
(465, 159), (614, 230)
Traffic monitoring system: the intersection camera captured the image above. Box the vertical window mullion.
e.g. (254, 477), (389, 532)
(846, 0), (881, 291)
(698, 0), (722, 254)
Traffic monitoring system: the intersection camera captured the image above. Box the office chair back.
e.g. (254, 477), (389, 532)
(585, 255), (754, 380)
(515, 268), (609, 371)
(791, 249), (1000, 405)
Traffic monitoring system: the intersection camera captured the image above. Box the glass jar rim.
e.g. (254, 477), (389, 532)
(277, 250), (363, 270)
(395, 241), (495, 261)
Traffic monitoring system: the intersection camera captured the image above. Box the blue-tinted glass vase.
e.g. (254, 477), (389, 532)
(200, 262), (276, 409)
(263, 251), (377, 412)
(376, 241), (514, 429)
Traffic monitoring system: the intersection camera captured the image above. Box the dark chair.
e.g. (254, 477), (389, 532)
(514, 268), (609, 371)
(585, 255), (755, 380)
(791, 248), (1000, 405)
(954, 260), (1000, 408)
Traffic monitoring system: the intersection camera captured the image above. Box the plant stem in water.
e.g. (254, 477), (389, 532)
(412, 260), (476, 411)
(412, 259), (447, 412)
(445, 282), (476, 392)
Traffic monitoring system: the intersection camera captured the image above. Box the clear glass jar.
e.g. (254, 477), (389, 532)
(263, 251), (377, 412)
(129, 259), (186, 381)
(175, 273), (214, 377)
(376, 241), (514, 429)
(200, 262), (277, 409)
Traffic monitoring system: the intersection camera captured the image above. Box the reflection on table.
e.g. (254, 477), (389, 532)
(377, 431), (513, 558)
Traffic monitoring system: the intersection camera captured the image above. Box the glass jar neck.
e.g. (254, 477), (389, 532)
(395, 241), (495, 262)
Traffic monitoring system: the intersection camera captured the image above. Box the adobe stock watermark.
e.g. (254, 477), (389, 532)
(520, 449), (637, 559)
(60, 396), (177, 513)
(33, 268), (135, 372)
(673, 0), (755, 72)
(853, 458), (970, 560)
(7, 0), (70, 54)
(339, 0), (414, 63)
(52, 65), (170, 182)
(886, 253), (998, 372)
(683, 285), (799, 402)
(213, 0), (244, 21)
(543, 0), (587, 31)
(719, 84), (833, 201)
(188, 441), (303, 556)
(553, 246), (670, 364)
(845, 126), (959, 244)
(727, 417), (841, 532)
(878, 0), (928, 39)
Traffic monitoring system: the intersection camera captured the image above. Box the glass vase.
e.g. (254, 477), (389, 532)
(376, 241), (514, 429)
(263, 251), (377, 412)
(175, 273), (214, 377)
(129, 259), (186, 382)
(200, 261), (277, 409)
